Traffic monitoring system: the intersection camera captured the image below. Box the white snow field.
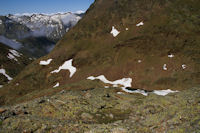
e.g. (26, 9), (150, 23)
(110, 26), (120, 37)
(87, 75), (178, 96)
(136, 21), (144, 27)
(40, 59), (53, 65)
(168, 54), (174, 58)
(163, 64), (167, 70)
(153, 89), (179, 96)
(53, 82), (60, 88)
(182, 64), (187, 69)
(51, 59), (77, 78)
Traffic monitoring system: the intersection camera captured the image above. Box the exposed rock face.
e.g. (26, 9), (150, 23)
(0, 87), (200, 132)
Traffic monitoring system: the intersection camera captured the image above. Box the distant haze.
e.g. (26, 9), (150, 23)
(0, 36), (22, 49)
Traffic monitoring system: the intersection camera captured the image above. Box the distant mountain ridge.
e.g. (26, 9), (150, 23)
(0, 12), (83, 57)
(7, 12), (83, 40)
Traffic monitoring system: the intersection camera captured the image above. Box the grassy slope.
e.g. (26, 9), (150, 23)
(0, 42), (32, 85)
(0, 0), (200, 105)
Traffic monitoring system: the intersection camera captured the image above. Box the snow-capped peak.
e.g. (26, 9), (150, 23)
(7, 12), (83, 39)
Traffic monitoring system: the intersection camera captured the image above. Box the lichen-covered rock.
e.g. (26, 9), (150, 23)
(0, 87), (200, 132)
(81, 113), (93, 120)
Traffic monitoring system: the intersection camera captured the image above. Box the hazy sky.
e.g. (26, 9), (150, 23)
(0, 0), (94, 15)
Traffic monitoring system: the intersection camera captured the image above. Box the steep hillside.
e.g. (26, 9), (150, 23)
(0, 42), (32, 87)
(0, 0), (200, 105)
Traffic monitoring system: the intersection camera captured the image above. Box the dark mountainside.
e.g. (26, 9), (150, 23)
(18, 37), (55, 58)
(0, 0), (200, 132)
(0, 42), (32, 86)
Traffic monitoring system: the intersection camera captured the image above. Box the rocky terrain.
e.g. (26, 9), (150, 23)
(0, 86), (199, 132)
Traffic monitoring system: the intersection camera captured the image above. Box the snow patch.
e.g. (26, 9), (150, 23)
(51, 59), (76, 78)
(163, 64), (167, 70)
(9, 49), (21, 57)
(123, 88), (178, 96)
(87, 75), (149, 96)
(53, 82), (60, 88)
(153, 89), (179, 96)
(110, 26), (120, 37)
(136, 21), (144, 27)
(87, 75), (132, 88)
(122, 88), (148, 96)
(182, 64), (187, 69)
(7, 49), (21, 62)
(168, 54), (174, 58)
(0, 69), (13, 81)
(7, 53), (18, 61)
(40, 59), (53, 65)
(117, 92), (124, 95)
(87, 75), (178, 96)
(0, 85), (3, 88)
(66, 28), (69, 32)
(0, 20), (2, 25)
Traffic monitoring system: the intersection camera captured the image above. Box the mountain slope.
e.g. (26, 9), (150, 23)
(0, 42), (32, 87)
(0, 0), (200, 105)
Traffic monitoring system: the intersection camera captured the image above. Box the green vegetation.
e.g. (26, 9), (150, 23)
(0, 87), (200, 132)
